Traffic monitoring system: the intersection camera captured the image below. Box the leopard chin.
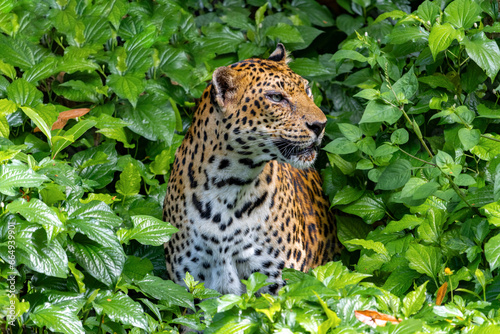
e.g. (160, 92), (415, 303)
(273, 138), (319, 169)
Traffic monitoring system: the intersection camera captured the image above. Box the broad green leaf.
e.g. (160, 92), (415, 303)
(481, 201), (500, 227)
(16, 221), (68, 278)
(242, 272), (272, 297)
(255, 3), (267, 26)
(51, 119), (97, 159)
(458, 127), (480, 150)
(20, 106), (52, 144)
(444, 0), (482, 29)
(7, 78), (42, 107)
(435, 150), (462, 176)
(7, 198), (64, 239)
(31, 303), (84, 334)
(391, 128), (409, 145)
(0, 164), (49, 196)
(391, 66), (418, 100)
(383, 266), (421, 296)
(24, 56), (59, 83)
(137, 274), (195, 310)
(67, 235), (125, 287)
(68, 201), (122, 229)
(336, 215), (371, 249)
(373, 10), (407, 24)
(68, 218), (121, 249)
(428, 23), (457, 60)
(122, 256), (154, 281)
(405, 244), (442, 280)
(107, 73), (145, 108)
(360, 100), (402, 125)
(0, 98), (18, 116)
(116, 162), (141, 197)
(417, 0), (439, 23)
(291, 0), (334, 27)
(336, 14), (364, 35)
(340, 193), (385, 224)
(0, 59), (16, 79)
(462, 32), (500, 80)
(150, 149), (173, 175)
(338, 123), (363, 142)
(312, 261), (370, 290)
(126, 25), (156, 51)
(471, 134), (500, 161)
(117, 215), (178, 246)
(455, 174), (476, 186)
(0, 115), (9, 137)
(485, 233), (500, 271)
(376, 160), (412, 190)
(93, 291), (148, 330)
(315, 292), (341, 332)
(345, 239), (389, 257)
(354, 88), (379, 100)
(289, 57), (334, 78)
(418, 74), (456, 92)
(402, 281), (428, 318)
(389, 26), (428, 45)
(265, 23), (304, 43)
(384, 215), (424, 234)
(417, 207), (445, 244)
(123, 96), (176, 145)
(0, 35), (35, 69)
(323, 138), (358, 154)
(331, 50), (367, 63)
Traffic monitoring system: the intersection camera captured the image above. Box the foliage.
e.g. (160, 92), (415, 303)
(0, 0), (498, 333)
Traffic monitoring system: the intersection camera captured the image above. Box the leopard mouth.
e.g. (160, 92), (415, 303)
(274, 138), (319, 162)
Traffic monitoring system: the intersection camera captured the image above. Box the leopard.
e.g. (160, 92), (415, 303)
(163, 44), (342, 295)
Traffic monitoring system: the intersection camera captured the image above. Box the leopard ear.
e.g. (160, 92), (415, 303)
(268, 43), (287, 63)
(212, 66), (239, 107)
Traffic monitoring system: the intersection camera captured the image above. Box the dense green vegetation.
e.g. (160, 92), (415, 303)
(0, 0), (499, 332)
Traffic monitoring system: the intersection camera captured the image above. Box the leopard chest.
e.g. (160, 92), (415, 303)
(169, 164), (294, 294)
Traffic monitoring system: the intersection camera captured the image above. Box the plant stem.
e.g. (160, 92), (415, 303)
(480, 134), (500, 143)
(398, 147), (437, 167)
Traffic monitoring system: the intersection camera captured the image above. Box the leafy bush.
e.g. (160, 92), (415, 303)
(0, 0), (499, 333)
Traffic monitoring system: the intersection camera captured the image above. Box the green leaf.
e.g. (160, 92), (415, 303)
(336, 215), (371, 249)
(242, 272), (272, 296)
(31, 303), (84, 334)
(265, 23), (304, 43)
(340, 193), (386, 224)
(0, 114), (9, 138)
(383, 266), (421, 296)
(471, 134), (500, 161)
(389, 26), (428, 45)
(67, 235), (125, 287)
(338, 123), (363, 142)
(24, 56), (59, 83)
(0, 59), (16, 79)
(360, 100), (402, 125)
(7, 198), (64, 237)
(255, 3), (267, 26)
(405, 244), (442, 280)
(117, 215), (178, 246)
(481, 201), (500, 227)
(354, 88), (379, 100)
(323, 138), (358, 154)
(435, 150), (462, 176)
(391, 128), (409, 145)
(93, 291), (148, 330)
(7, 78), (42, 107)
(485, 233), (500, 271)
(462, 32), (500, 80)
(418, 74), (456, 92)
(376, 160), (412, 190)
(0, 164), (49, 196)
(107, 73), (145, 108)
(0, 35), (35, 69)
(428, 23), (457, 60)
(417, 207), (445, 244)
(116, 162), (141, 197)
(455, 173), (476, 186)
(291, 0), (334, 27)
(137, 274), (194, 310)
(20, 106), (52, 144)
(417, 0), (439, 23)
(331, 50), (367, 63)
(51, 119), (97, 159)
(345, 238), (389, 257)
(68, 218), (121, 249)
(122, 256), (154, 281)
(402, 281), (428, 318)
(458, 128), (481, 151)
(68, 201), (122, 229)
(16, 222), (68, 278)
(312, 261), (370, 290)
(384, 215), (424, 234)
(123, 96), (176, 145)
(444, 0), (482, 29)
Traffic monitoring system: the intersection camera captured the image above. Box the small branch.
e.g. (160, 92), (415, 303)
(398, 147), (437, 167)
(481, 134), (500, 143)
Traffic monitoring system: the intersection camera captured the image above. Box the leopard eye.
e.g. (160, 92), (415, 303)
(268, 93), (284, 102)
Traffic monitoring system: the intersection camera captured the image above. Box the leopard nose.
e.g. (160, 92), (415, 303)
(306, 121), (326, 137)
